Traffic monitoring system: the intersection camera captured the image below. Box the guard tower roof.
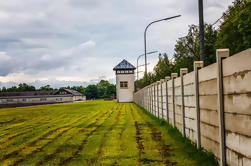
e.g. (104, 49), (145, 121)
(113, 59), (136, 70)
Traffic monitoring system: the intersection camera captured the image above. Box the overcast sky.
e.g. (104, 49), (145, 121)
(0, 0), (234, 88)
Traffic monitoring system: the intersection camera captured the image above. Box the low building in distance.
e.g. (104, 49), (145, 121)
(0, 89), (86, 107)
(113, 59), (136, 103)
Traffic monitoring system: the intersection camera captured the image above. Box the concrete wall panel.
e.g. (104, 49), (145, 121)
(133, 48), (251, 165)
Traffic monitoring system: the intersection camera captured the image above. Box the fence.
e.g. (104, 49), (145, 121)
(134, 48), (251, 166)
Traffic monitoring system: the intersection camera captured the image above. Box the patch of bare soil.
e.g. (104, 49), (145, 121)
(134, 121), (144, 165)
(147, 123), (177, 166)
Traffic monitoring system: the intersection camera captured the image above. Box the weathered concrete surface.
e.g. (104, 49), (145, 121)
(134, 48), (251, 166)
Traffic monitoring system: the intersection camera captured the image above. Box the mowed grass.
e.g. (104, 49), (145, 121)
(0, 101), (217, 166)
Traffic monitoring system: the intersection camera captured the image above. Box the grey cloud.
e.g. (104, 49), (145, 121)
(70, 0), (106, 7)
(0, 0), (234, 87)
(0, 79), (90, 89)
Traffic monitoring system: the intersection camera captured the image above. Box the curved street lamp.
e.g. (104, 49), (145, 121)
(144, 15), (181, 85)
(137, 51), (158, 81)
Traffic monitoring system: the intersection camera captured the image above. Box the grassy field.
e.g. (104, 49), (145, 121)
(0, 101), (217, 166)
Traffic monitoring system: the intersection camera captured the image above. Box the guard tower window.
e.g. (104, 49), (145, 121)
(120, 81), (128, 88)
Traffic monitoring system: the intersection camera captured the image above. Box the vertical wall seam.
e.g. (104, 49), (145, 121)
(194, 61), (203, 148)
(171, 73), (178, 127)
(157, 81), (160, 118)
(160, 79), (164, 119)
(217, 49), (229, 166)
(165, 76), (170, 123)
(180, 68), (188, 137)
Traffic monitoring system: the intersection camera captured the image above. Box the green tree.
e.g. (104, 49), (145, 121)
(97, 80), (110, 98)
(153, 53), (175, 80)
(215, 0), (251, 55)
(6, 86), (18, 92)
(39, 85), (53, 91)
(17, 83), (36, 91)
(97, 80), (116, 98)
(85, 85), (98, 99)
(1, 87), (7, 92)
(135, 24), (217, 89)
(106, 84), (116, 98)
(173, 24), (217, 70)
(135, 0), (249, 90)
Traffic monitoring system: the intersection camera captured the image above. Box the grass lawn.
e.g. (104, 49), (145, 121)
(0, 101), (217, 166)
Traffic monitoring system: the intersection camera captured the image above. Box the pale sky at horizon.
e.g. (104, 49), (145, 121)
(0, 0), (234, 88)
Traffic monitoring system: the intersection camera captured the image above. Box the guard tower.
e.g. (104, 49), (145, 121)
(113, 59), (136, 103)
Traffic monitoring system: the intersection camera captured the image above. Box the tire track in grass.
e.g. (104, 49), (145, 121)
(0, 109), (103, 161)
(0, 103), (96, 138)
(58, 109), (115, 166)
(0, 119), (68, 151)
(134, 121), (144, 165)
(9, 109), (111, 166)
(102, 104), (126, 165)
(132, 104), (177, 165)
(129, 104), (144, 166)
(10, 128), (71, 166)
(87, 105), (122, 165)
(119, 105), (127, 141)
(146, 123), (177, 166)
(2, 126), (70, 161)
(113, 104), (135, 165)
(34, 109), (112, 166)
(0, 114), (84, 149)
(0, 114), (67, 137)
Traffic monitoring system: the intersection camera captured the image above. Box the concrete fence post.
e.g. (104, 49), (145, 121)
(165, 76), (171, 123)
(150, 84), (153, 114)
(180, 68), (188, 137)
(141, 89), (143, 107)
(148, 86), (150, 112)
(160, 79), (165, 119)
(141, 89), (145, 108)
(171, 73), (178, 127)
(146, 87), (148, 110)
(151, 84), (153, 114)
(217, 49), (229, 166)
(147, 86), (149, 112)
(157, 81), (160, 118)
(194, 61), (204, 148)
(142, 89), (144, 108)
(145, 87), (147, 110)
(145, 87), (147, 109)
(140, 91), (142, 106)
(154, 83), (156, 117)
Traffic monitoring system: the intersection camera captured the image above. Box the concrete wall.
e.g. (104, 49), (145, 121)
(73, 95), (85, 101)
(116, 73), (135, 102)
(134, 48), (251, 166)
(0, 95), (73, 105)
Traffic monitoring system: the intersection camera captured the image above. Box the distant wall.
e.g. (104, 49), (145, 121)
(134, 48), (251, 166)
(73, 95), (85, 101)
(0, 95), (73, 105)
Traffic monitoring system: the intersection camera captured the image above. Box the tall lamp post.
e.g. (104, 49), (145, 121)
(144, 15), (181, 85)
(137, 51), (158, 81)
(198, 0), (205, 62)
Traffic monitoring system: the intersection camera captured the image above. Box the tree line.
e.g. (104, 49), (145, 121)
(0, 80), (116, 100)
(60, 80), (116, 100)
(135, 0), (250, 89)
